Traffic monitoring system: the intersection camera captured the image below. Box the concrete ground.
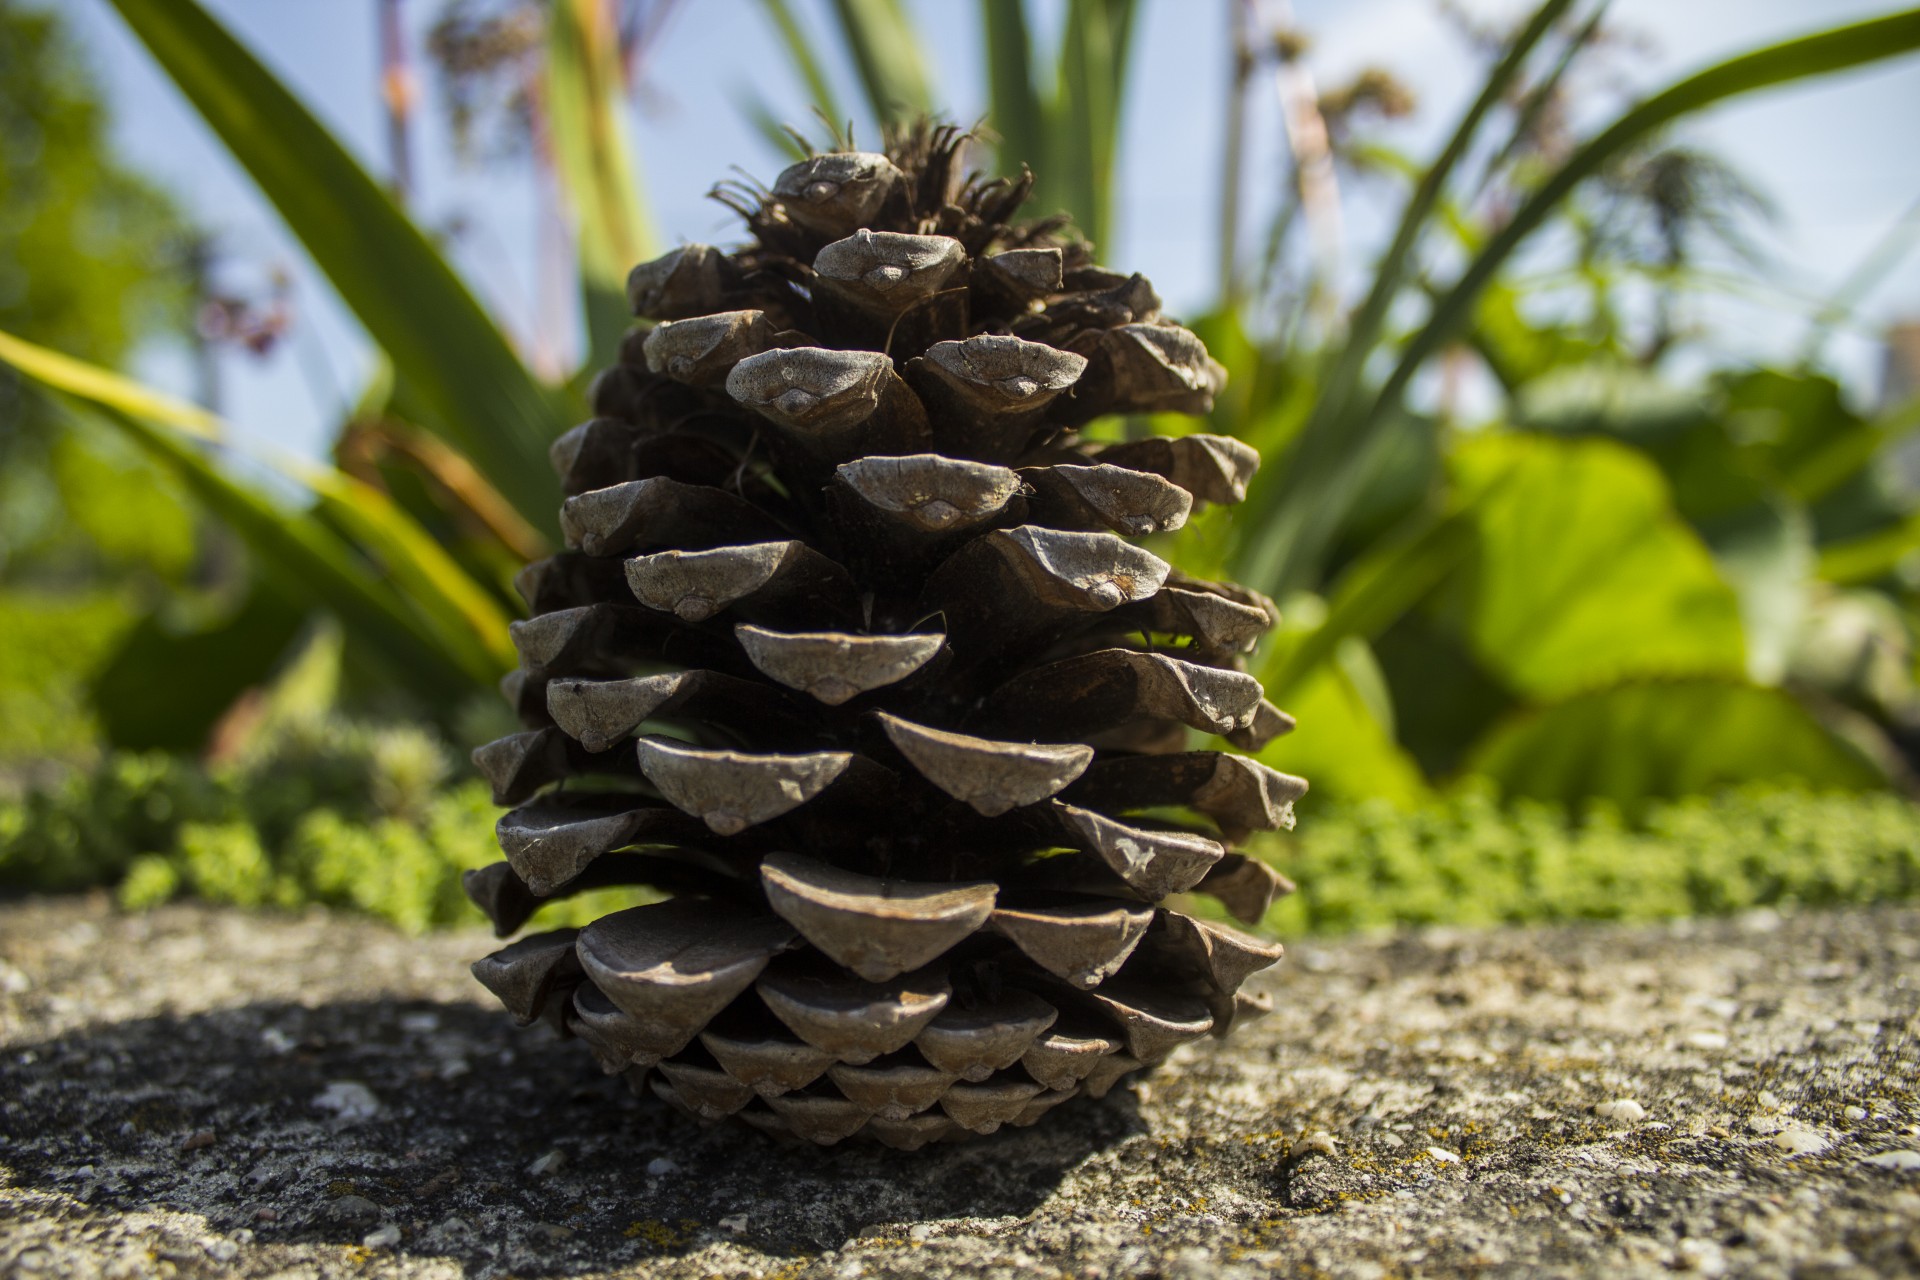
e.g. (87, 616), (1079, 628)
(1, 895), (1916, 1279)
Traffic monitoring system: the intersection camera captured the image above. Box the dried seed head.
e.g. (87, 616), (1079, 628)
(772, 151), (905, 237)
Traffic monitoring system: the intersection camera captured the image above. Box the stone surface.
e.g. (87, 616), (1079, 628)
(2, 895), (1918, 1278)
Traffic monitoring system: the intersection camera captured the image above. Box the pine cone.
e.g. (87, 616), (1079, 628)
(465, 124), (1306, 1149)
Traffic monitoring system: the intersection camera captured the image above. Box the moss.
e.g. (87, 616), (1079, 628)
(7, 727), (1920, 936)
(1254, 780), (1920, 936)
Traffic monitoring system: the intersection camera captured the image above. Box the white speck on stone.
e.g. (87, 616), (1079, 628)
(1303, 1130), (1338, 1156)
(1425, 1146), (1461, 1164)
(720, 1213), (749, 1234)
(645, 1157), (679, 1176)
(1595, 1099), (1647, 1123)
(312, 1081), (380, 1123)
(1844, 1106), (1867, 1122)
(1684, 1031), (1730, 1052)
(1772, 1128), (1827, 1157)
(0, 961), (31, 994)
(202, 1239), (238, 1263)
(527, 1149), (566, 1176)
(1861, 1149), (1920, 1170)
(908, 1224), (933, 1242)
(1755, 1090), (1782, 1111)
(362, 1224), (402, 1249)
(260, 1027), (294, 1054)
(399, 1011), (441, 1033)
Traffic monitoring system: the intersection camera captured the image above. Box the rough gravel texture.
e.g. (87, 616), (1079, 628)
(2, 895), (1918, 1279)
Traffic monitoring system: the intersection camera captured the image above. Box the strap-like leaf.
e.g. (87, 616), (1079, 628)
(0, 330), (515, 698)
(829, 0), (934, 128)
(547, 0), (658, 374)
(106, 0), (572, 534)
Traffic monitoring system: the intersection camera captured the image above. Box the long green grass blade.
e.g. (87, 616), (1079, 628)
(0, 330), (514, 695)
(1235, 0), (1575, 598)
(980, 0), (1045, 179)
(828, 0), (933, 128)
(1247, 5), (1920, 597)
(105, 0), (570, 534)
(1055, 0), (1138, 250)
(1377, 9), (1920, 432)
(754, 0), (850, 128)
(546, 0), (657, 376)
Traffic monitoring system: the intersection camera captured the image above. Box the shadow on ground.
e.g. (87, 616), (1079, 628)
(0, 994), (1144, 1273)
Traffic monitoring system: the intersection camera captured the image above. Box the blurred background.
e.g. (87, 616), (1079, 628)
(4, 0), (1919, 936)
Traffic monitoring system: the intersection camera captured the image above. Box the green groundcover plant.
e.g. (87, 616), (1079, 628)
(5, 722), (1915, 937)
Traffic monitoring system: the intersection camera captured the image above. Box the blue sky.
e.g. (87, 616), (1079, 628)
(62, 0), (1920, 460)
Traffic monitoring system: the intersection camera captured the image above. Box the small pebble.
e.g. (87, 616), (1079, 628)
(645, 1157), (679, 1176)
(1425, 1147), (1461, 1164)
(313, 1081), (381, 1123)
(179, 1129), (216, 1152)
(203, 1239), (238, 1263)
(329, 1194), (382, 1225)
(399, 1011), (441, 1033)
(1755, 1090), (1782, 1111)
(362, 1224), (402, 1249)
(720, 1213), (749, 1234)
(1771, 1128), (1826, 1157)
(1684, 1031), (1729, 1052)
(1594, 1099), (1647, 1123)
(1860, 1149), (1920, 1170)
(527, 1149), (567, 1176)
(1843, 1106), (1867, 1122)
(259, 1027), (295, 1054)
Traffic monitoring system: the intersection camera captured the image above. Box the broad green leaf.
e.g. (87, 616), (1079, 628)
(1465, 680), (1887, 810)
(0, 329), (514, 699)
(1435, 434), (1746, 699)
(90, 583), (305, 753)
(547, 0), (657, 374)
(828, 0), (933, 128)
(1250, 642), (1430, 809)
(105, 0), (571, 533)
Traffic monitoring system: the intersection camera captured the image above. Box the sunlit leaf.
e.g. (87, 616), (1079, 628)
(105, 0), (572, 533)
(1435, 434), (1747, 699)
(546, 0), (657, 373)
(1465, 679), (1887, 811)
(0, 329), (514, 701)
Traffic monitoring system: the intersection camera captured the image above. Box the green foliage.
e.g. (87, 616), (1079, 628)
(0, 715), (657, 934)
(0, 587), (141, 764)
(105, 0), (575, 534)
(1256, 783), (1920, 935)
(1464, 679), (1888, 810)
